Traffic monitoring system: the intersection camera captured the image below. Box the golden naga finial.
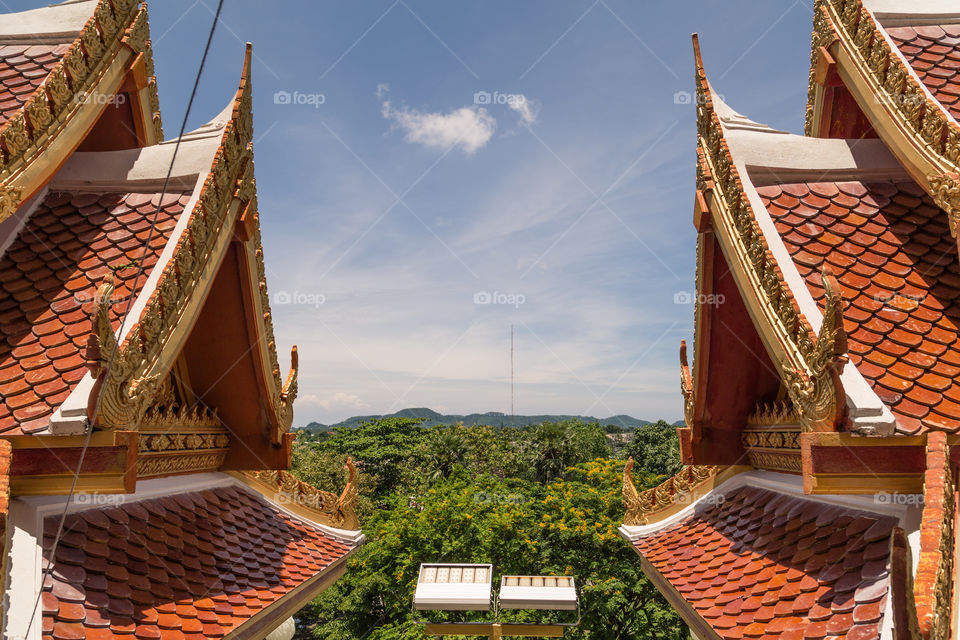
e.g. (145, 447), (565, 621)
(680, 340), (694, 427)
(622, 458), (643, 526)
(272, 346), (299, 443)
(84, 275), (163, 429)
(783, 266), (848, 432)
(85, 275), (117, 376)
(281, 345), (298, 403)
(337, 457), (360, 530)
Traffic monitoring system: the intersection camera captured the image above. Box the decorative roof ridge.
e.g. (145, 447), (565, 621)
(0, 0), (161, 224)
(621, 458), (721, 527)
(235, 457), (362, 534)
(804, 0), (960, 237)
(83, 43), (300, 437)
(0, 439), (10, 634)
(691, 34), (850, 433)
(914, 431), (954, 639)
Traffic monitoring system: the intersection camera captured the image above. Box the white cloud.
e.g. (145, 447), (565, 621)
(375, 83), (390, 99)
(508, 95), (538, 126)
(300, 392), (368, 412)
(382, 100), (496, 154)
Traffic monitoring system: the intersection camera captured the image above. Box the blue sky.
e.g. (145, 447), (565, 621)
(33, 1), (816, 424)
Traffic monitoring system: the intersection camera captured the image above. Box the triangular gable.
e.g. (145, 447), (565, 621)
(680, 37), (852, 471)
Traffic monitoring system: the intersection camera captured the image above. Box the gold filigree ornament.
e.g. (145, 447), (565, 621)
(0, 186), (23, 220)
(680, 339), (694, 427)
(85, 277), (162, 429)
(930, 173), (960, 238)
(782, 268), (848, 432)
(3, 114), (30, 162)
(622, 459), (718, 526)
(247, 457), (360, 530)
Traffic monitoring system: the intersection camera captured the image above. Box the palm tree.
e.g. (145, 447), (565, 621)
(533, 421), (572, 483)
(427, 428), (467, 482)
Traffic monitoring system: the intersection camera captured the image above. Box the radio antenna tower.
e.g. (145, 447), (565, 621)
(511, 323), (515, 426)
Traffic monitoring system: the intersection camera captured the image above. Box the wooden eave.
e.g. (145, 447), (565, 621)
(0, 0), (163, 225)
(4, 430), (137, 496)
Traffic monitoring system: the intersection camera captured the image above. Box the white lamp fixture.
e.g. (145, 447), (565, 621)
(414, 563), (493, 611)
(498, 575), (578, 610)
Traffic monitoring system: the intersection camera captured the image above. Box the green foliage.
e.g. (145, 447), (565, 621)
(316, 417), (429, 496)
(291, 417), (683, 639)
(423, 426), (468, 482)
(527, 420), (612, 483)
(623, 420), (682, 478)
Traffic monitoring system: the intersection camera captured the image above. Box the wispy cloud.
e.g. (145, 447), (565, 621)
(300, 391), (369, 412)
(508, 95), (538, 125)
(381, 97), (496, 154)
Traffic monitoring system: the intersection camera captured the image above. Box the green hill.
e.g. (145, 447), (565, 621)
(299, 408), (657, 431)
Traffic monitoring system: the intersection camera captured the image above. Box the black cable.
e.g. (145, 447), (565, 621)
(23, 0), (226, 634)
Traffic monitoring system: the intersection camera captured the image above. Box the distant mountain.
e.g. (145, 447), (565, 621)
(299, 408), (660, 431)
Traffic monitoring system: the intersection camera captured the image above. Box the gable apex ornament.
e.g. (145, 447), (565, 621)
(680, 339), (694, 428)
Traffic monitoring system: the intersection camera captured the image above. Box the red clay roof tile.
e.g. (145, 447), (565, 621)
(0, 44), (67, 126)
(888, 25), (960, 120)
(759, 180), (960, 434)
(42, 485), (356, 639)
(0, 191), (189, 434)
(634, 487), (893, 640)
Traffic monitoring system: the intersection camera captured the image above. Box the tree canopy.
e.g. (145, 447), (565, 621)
(290, 418), (686, 639)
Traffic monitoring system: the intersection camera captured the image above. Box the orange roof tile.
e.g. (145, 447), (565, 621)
(887, 25), (960, 121)
(633, 486), (896, 640)
(41, 484), (356, 640)
(0, 190), (189, 435)
(757, 180), (960, 435)
(0, 44), (68, 126)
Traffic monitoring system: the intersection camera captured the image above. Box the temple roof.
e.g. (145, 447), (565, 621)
(886, 25), (960, 122)
(629, 482), (898, 640)
(0, 0), (163, 224)
(686, 33), (960, 438)
(758, 180), (960, 434)
(38, 481), (359, 639)
(0, 190), (190, 435)
(0, 44), (69, 126)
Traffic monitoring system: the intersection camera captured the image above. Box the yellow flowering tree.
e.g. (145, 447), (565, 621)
(298, 457), (684, 639)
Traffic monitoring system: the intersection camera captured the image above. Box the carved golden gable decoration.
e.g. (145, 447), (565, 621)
(85, 51), (297, 438)
(237, 458), (361, 531)
(692, 36), (848, 433)
(0, 1), (163, 222)
(622, 458), (720, 526)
